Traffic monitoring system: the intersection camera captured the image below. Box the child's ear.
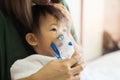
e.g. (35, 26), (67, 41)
(25, 33), (38, 46)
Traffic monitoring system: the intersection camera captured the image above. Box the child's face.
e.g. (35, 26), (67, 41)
(27, 13), (67, 56)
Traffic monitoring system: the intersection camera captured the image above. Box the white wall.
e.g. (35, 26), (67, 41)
(66, 0), (105, 61)
(104, 0), (120, 42)
(65, 0), (81, 42)
(82, 0), (104, 61)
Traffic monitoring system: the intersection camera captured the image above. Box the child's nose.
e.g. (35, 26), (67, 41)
(59, 27), (67, 33)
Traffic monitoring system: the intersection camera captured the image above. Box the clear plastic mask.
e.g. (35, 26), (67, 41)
(51, 33), (74, 59)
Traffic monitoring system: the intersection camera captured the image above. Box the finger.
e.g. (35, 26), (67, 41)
(74, 45), (83, 54)
(51, 3), (72, 28)
(74, 73), (80, 77)
(59, 55), (79, 67)
(72, 75), (80, 80)
(52, 4), (70, 17)
(71, 51), (80, 61)
(66, 53), (80, 66)
(71, 51), (79, 57)
(52, 3), (68, 11)
(71, 64), (83, 75)
(72, 49), (84, 64)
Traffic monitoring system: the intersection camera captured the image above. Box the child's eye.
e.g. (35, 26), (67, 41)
(50, 25), (58, 33)
(51, 28), (57, 31)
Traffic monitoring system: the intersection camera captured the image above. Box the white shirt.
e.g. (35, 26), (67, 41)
(10, 54), (57, 80)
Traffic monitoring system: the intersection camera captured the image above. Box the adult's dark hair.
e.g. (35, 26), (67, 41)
(0, 0), (32, 28)
(0, 0), (63, 28)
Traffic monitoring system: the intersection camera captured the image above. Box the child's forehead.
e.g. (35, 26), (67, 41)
(40, 13), (66, 26)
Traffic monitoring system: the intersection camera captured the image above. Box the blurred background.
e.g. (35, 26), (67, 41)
(66, 0), (120, 61)
(65, 0), (120, 80)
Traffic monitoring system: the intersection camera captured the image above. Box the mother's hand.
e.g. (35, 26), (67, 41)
(20, 52), (83, 80)
(39, 52), (83, 80)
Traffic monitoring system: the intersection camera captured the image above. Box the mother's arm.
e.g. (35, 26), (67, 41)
(20, 52), (83, 80)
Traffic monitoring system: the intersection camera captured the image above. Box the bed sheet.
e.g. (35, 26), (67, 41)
(80, 50), (120, 80)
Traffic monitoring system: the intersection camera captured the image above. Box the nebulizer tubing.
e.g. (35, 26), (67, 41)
(51, 42), (62, 60)
(50, 34), (64, 60)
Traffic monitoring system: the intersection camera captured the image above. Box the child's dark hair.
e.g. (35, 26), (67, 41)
(31, 5), (64, 33)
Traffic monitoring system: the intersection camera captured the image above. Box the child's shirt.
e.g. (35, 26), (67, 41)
(10, 54), (57, 80)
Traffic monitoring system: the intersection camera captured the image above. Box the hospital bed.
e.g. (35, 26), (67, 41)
(81, 50), (120, 80)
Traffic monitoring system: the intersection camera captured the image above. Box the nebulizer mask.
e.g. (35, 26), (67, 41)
(51, 33), (74, 59)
